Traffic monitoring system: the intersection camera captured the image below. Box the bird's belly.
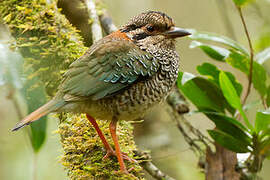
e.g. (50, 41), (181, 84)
(85, 76), (174, 121)
(114, 86), (167, 121)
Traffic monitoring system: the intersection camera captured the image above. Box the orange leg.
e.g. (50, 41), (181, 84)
(86, 114), (114, 154)
(109, 118), (128, 174)
(86, 114), (136, 163)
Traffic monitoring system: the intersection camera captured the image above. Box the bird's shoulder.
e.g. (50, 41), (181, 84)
(89, 30), (135, 55)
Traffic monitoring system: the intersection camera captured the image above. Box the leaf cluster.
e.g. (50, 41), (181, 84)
(178, 27), (270, 173)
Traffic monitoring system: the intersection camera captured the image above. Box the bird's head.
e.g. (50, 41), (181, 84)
(120, 11), (191, 48)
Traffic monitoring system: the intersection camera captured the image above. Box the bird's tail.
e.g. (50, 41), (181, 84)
(12, 99), (66, 131)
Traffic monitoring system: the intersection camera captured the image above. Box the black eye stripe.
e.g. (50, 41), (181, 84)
(133, 32), (148, 40)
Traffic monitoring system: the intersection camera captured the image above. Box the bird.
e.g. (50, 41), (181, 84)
(12, 11), (190, 173)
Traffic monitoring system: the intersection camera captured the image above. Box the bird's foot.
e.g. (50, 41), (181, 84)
(114, 167), (137, 177)
(103, 150), (137, 163)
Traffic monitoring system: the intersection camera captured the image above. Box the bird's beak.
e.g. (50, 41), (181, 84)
(164, 27), (191, 38)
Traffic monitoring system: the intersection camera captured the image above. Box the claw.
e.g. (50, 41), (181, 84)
(103, 150), (137, 163)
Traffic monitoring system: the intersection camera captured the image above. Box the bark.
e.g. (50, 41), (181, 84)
(206, 144), (241, 180)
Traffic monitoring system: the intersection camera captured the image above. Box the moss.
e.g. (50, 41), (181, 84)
(0, 0), (87, 96)
(58, 114), (144, 179)
(0, 0), (143, 179)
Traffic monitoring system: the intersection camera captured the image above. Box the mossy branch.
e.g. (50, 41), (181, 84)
(58, 114), (143, 179)
(0, 0), (142, 179)
(0, 0), (87, 96)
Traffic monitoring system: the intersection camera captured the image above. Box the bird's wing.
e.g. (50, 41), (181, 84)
(60, 36), (159, 101)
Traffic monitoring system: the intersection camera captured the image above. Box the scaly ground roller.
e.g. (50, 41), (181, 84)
(12, 11), (190, 173)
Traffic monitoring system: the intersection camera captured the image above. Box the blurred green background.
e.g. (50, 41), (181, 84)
(1, 0), (270, 179)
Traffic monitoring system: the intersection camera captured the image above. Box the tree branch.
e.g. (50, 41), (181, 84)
(99, 11), (117, 34)
(166, 86), (212, 155)
(166, 86), (189, 115)
(84, 0), (103, 42)
(136, 151), (176, 180)
(206, 144), (241, 180)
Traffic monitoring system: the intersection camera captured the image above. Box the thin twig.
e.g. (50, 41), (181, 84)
(136, 151), (176, 180)
(182, 116), (214, 146)
(170, 109), (213, 154)
(142, 162), (176, 180)
(166, 86), (189, 115)
(84, 0), (103, 42)
(166, 86), (212, 154)
(172, 112), (203, 154)
(236, 6), (254, 105)
(99, 11), (117, 34)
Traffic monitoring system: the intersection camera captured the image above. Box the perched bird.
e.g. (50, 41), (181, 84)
(12, 11), (190, 173)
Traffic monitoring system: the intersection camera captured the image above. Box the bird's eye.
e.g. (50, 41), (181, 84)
(146, 25), (155, 32)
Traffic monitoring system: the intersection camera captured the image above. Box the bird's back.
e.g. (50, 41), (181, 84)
(79, 37), (180, 121)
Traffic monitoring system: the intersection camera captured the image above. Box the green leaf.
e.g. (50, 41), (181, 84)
(208, 130), (251, 153)
(197, 63), (243, 115)
(233, 0), (249, 6)
(205, 113), (251, 145)
(225, 72), (243, 97)
(178, 72), (227, 112)
(179, 71), (195, 85)
(219, 71), (253, 130)
(22, 69), (47, 153)
(190, 41), (230, 61)
(261, 129), (270, 139)
(197, 63), (243, 96)
(189, 29), (249, 56)
(197, 63), (220, 84)
(226, 51), (268, 97)
(255, 47), (270, 64)
(255, 109), (270, 134)
(219, 71), (242, 110)
(205, 112), (248, 132)
(30, 117), (47, 153)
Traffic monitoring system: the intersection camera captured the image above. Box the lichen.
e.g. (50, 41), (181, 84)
(0, 0), (143, 179)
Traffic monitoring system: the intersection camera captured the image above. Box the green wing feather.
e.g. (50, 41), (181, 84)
(60, 37), (159, 101)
